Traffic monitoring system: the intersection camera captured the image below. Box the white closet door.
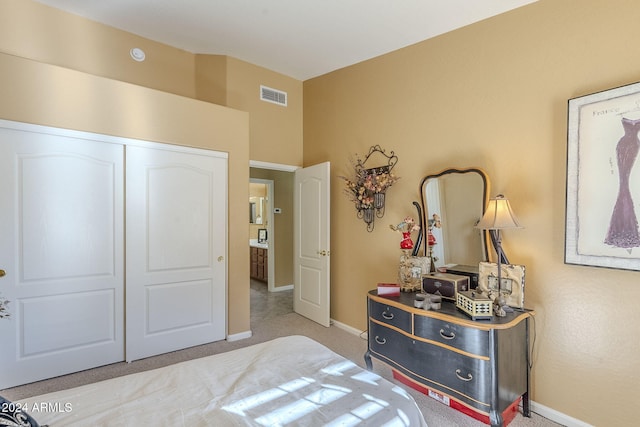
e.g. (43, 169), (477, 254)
(125, 144), (227, 361)
(0, 123), (125, 389)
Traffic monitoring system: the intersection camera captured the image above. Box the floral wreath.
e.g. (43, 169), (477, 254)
(340, 145), (399, 231)
(342, 164), (398, 210)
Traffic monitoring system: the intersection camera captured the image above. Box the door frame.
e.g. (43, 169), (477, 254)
(249, 161), (297, 294)
(249, 160), (331, 327)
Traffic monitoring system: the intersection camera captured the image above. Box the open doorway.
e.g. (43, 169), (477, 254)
(249, 179), (274, 289)
(249, 165), (295, 326)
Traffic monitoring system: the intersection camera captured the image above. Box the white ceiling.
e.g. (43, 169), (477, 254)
(34, 0), (537, 81)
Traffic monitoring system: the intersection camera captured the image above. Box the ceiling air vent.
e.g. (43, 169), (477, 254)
(260, 85), (287, 107)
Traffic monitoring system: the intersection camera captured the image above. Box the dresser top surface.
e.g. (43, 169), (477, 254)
(368, 290), (534, 330)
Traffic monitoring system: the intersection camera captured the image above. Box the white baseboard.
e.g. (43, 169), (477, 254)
(226, 330), (252, 342)
(272, 284), (293, 291)
(331, 318), (367, 339)
(530, 401), (593, 427)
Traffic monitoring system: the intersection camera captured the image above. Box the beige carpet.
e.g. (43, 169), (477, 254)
(1, 284), (562, 427)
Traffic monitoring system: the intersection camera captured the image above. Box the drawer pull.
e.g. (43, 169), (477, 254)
(375, 336), (387, 345)
(439, 329), (455, 340)
(382, 311), (394, 320)
(455, 369), (473, 382)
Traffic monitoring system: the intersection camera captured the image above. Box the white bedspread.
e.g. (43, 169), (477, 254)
(26, 335), (427, 426)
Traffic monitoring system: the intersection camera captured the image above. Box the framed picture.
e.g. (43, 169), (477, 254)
(478, 262), (525, 309)
(257, 228), (267, 243)
(566, 81), (640, 270)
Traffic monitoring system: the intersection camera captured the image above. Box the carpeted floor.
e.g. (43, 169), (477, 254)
(250, 279), (293, 325)
(1, 282), (562, 426)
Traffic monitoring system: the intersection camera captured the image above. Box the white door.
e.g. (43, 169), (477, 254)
(293, 162), (330, 327)
(125, 144), (227, 361)
(0, 122), (125, 389)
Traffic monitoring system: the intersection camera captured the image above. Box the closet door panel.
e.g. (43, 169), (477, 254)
(0, 122), (125, 389)
(125, 144), (227, 361)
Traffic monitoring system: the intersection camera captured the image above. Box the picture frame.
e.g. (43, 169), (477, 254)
(566, 81), (640, 271)
(478, 262), (525, 309)
(257, 228), (267, 243)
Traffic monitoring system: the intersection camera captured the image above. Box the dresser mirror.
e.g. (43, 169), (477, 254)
(419, 168), (491, 270)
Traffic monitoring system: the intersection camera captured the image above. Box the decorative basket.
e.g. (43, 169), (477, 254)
(456, 290), (493, 320)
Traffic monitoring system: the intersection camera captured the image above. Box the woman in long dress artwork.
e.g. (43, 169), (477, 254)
(605, 117), (640, 249)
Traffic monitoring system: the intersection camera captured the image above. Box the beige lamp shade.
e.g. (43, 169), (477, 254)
(476, 194), (522, 230)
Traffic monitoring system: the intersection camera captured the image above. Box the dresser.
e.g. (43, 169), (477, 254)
(365, 290), (534, 427)
(250, 246), (268, 282)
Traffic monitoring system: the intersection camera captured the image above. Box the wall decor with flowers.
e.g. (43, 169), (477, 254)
(341, 145), (399, 231)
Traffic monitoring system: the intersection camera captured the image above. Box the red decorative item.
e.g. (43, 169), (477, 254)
(400, 231), (414, 249)
(427, 230), (437, 246)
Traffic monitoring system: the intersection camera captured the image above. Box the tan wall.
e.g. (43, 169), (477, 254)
(194, 55), (303, 165)
(303, 0), (640, 425)
(195, 54), (228, 105)
(0, 0), (196, 98)
(0, 0), (304, 337)
(0, 1), (303, 168)
(0, 53), (250, 337)
(225, 57), (303, 166)
(0, 0), (252, 337)
(250, 168), (295, 288)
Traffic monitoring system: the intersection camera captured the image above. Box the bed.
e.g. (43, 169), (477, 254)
(1, 335), (427, 426)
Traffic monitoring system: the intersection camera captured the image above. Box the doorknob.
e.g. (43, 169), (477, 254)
(0, 269), (5, 278)
(317, 250), (330, 256)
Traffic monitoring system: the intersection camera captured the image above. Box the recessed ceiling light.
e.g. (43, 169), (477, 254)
(130, 48), (146, 62)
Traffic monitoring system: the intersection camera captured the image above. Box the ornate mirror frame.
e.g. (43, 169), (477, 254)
(419, 167), (494, 269)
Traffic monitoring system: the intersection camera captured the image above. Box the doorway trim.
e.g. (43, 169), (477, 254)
(250, 161), (299, 293)
(250, 160), (298, 172)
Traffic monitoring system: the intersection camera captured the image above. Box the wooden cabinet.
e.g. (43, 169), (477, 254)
(250, 246), (268, 281)
(365, 291), (534, 427)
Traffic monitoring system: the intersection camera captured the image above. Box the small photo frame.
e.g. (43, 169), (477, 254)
(478, 262), (525, 309)
(257, 228), (267, 243)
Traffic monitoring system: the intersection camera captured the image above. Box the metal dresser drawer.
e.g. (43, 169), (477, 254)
(413, 312), (490, 357)
(368, 298), (412, 333)
(368, 322), (410, 367)
(369, 321), (491, 410)
(408, 339), (491, 409)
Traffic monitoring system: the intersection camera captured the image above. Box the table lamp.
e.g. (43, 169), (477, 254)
(475, 194), (522, 316)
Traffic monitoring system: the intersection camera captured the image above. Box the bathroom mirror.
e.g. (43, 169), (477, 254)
(419, 168), (491, 270)
(249, 196), (265, 224)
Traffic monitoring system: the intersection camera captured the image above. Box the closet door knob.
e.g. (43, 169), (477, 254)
(0, 269), (5, 277)
(217, 256), (224, 262)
